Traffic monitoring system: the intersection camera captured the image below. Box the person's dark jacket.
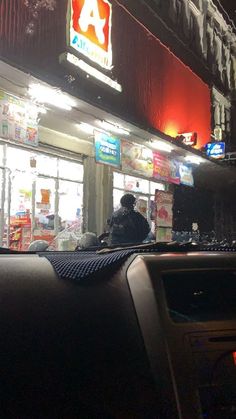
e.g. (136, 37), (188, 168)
(109, 207), (150, 245)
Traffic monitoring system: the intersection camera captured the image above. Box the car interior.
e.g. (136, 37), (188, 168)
(0, 248), (236, 418)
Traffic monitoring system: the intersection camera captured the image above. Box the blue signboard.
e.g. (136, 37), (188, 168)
(95, 131), (121, 167)
(206, 142), (225, 159)
(179, 163), (194, 187)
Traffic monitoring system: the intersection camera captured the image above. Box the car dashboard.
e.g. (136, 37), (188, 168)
(0, 250), (236, 418)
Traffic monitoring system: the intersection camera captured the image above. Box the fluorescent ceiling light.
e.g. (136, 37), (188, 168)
(99, 120), (130, 136)
(150, 140), (173, 153)
(185, 155), (204, 165)
(28, 83), (76, 111)
(77, 123), (95, 135)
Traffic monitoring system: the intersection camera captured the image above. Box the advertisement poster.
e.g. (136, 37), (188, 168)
(95, 131), (121, 167)
(169, 159), (180, 185)
(136, 198), (148, 218)
(179, 164), (194, 187)
(156, 227), (172, 242)
(36, 189), (51, 210)
(206, 142), (225, 159)
(153, 151), (171, 182)
(0, 91), (39, 146)
(122, 141), (153, 177)
(155, 191), (173, 227)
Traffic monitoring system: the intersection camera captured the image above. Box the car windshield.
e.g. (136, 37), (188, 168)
(0, 1), (235, 253)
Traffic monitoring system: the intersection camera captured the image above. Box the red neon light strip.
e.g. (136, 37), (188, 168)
(233, 352), (236, 365)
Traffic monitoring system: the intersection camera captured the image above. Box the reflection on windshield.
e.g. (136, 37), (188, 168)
(163, 270), (236, 323)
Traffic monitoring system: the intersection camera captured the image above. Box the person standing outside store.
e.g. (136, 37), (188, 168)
(108, 193), (150, 245)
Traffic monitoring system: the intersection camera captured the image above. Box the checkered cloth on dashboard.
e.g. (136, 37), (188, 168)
(40, 243), (236, 281)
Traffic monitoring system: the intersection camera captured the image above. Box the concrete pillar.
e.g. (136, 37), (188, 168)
(83, 156), (113, 235)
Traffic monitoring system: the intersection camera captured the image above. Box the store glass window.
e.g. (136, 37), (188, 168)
(1, 168), (10, 248)
(124, 175), (149, 194)
(55, 180), (83, 250)
(0, 169), (3, 209)
(113, 188), (124, 212)
(59, 159), (84, 181)
(33, 177), (56, 244)
(59, 181), (83, 226)
(150, 181), (165, 194)
(0, 143), (84, 251)
(113, 172), (124, 189)
(113, 171), (166, 217)
(0, 144), (3, 166)
(36, 154), (57, 177)
(7, 147), (33, 172)
(9, 172), (33, 250)
(0, 169), (3, 244)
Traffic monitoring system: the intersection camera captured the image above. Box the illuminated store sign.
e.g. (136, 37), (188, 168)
(95, 131), (121, 167)
(179, 164), (194, 187)
(61, 52), (122, 92)
(206, 142), (225, 159)
(176, 132), (197, 147)
(69, 0), (112, 69)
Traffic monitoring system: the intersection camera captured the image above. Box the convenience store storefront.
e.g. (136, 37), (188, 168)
(95, 131), (195, 240)
(0, 142), (83, 250)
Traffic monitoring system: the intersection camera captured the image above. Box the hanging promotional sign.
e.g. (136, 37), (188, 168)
(155, 191), (173, 228)
(0, 91), (39, 146)
(153, 151), (171, 182)
(206, 142), (225, 159)
(136, 198), (148, 218)
(122, 141), (153, 177)
(68, 0), (112, 70)
(169, 159), (180, 185)
(95, 131), (121, 167)
(179, 163), (194, 187)
(156, 227), (172, 242)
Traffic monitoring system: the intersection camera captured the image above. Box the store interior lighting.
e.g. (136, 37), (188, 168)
(77, 122), (95, 135)
(185, 155), (204, 165)
(37, 106), (47, 114)
(99, 120), (130, 136)
(28, 83), (76, 111)
(150, 139), (173, 153)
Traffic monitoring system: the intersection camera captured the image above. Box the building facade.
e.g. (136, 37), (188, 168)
(0, 0), (235, 246)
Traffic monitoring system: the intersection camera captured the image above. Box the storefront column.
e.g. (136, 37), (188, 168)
(83, 157), (113, 235)
(0, 145), (7, 245)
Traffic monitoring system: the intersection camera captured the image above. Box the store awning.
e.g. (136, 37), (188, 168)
(0, 58), (235, 192)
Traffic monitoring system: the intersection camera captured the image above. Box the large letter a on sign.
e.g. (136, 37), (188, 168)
(79, 0), (106, 45)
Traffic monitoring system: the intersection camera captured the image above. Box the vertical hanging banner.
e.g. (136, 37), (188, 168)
(179, 163), (194, 187)
(156, 227), (172, 242)
(169, 159), (180, 185)
(136, 198), (148, 218)
(0, 91), (39, 146)
(68, 0), (112, 69)
(153, 151), (171, 182)
(155, 191), (173, 227)
(95, 131), (121, 167)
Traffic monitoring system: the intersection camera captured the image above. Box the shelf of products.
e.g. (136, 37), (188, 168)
(9, 214), (31, 251)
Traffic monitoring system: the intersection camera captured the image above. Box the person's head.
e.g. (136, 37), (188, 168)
(79, 232), (99, 249)
(120, 193), (136, 209)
